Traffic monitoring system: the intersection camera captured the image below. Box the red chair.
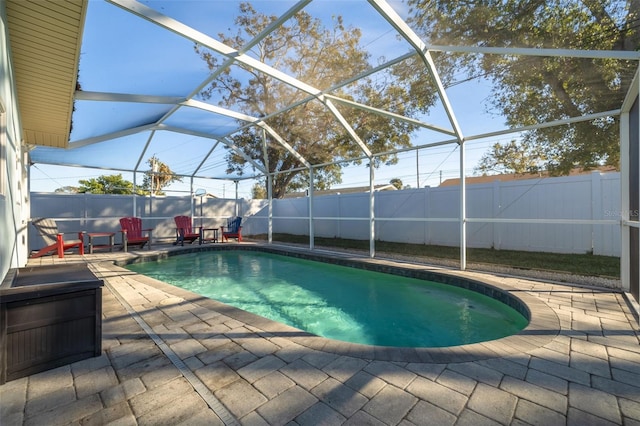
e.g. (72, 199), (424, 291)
(119, 217), (153, 252)
(30, 218), (84, 258)
(221, 216), (242, 242)
(173, 215), (201, 246)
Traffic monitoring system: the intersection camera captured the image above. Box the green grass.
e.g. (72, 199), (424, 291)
(248, 233), (620, 278)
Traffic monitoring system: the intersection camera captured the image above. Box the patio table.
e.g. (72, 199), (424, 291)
(87, 232), (115, 254)
(200, 227), (219, 244)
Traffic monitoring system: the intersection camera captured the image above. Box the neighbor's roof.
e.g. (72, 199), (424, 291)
(439, 166), (619, 187)
(283, 183), (397, 198)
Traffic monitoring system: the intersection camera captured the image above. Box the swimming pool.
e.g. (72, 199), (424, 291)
(125, 249), (528, 347)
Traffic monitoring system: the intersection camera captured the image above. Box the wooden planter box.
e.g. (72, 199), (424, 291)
(0, 264), (103, 384)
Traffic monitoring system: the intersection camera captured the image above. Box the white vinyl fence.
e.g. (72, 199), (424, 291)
(30, 171), (621, 256)
(246, 171), (622, 256)
(28, 193), (266, 251)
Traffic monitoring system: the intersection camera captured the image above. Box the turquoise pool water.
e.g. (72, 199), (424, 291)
(126, 251), (528, 347)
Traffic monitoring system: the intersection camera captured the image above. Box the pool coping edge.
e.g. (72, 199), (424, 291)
(104, 243), (562, 363)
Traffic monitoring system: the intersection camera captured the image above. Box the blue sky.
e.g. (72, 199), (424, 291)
(29, 0), (509, 196)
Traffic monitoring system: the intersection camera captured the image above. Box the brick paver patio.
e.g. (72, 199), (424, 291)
(2, 243), (638, 425)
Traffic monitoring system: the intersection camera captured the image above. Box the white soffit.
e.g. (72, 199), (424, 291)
(6, 0), (86, 148)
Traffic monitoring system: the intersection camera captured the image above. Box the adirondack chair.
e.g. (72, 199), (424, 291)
(119, 217), (153, 252)
(173, 215), (201, 246)
(221, 216), (242, 242)
(31, 217), (84, 258)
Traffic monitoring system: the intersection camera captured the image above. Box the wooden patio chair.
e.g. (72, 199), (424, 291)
(221, 216), (243, 242)
(173, 215), (201, 246)
(119, 217), (153, 252)
(30, 217), (84, 258)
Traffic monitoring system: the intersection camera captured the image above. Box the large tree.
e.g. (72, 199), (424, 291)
(196, 3), (432, 198)
(406, 0), (639, 175)
(77, 174), (135, 194)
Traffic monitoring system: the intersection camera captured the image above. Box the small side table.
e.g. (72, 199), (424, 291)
(200, 228), (219, 244)
(88, 232), (115, 254)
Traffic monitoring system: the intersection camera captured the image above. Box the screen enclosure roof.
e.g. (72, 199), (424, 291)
(7, 0), (640, 184)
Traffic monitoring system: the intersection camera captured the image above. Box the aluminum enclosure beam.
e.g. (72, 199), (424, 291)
(368, 0), (468, 269)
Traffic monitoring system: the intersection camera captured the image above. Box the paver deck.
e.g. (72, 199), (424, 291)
(1, 242), (639, 425)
